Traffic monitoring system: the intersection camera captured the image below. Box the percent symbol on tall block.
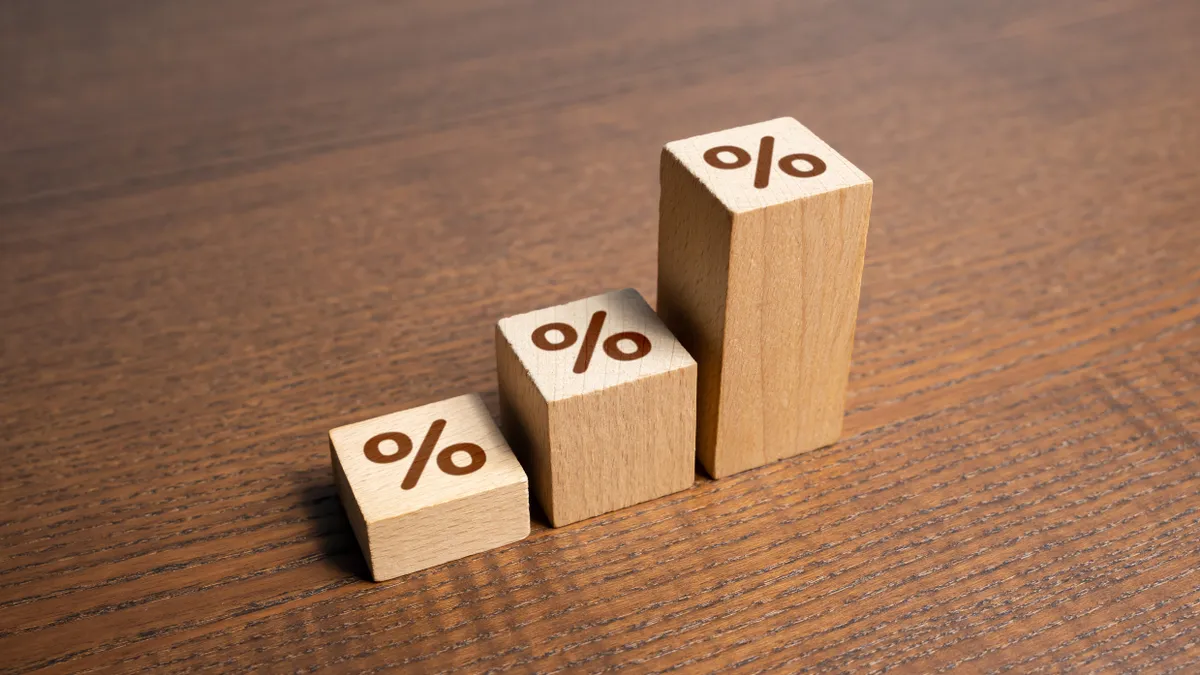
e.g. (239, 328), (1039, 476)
(703, 135), (826, 189)
(531, 310), (652, 374)
(363, 419), (486, 489)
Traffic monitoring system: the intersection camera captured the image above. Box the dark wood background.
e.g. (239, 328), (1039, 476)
(3, 0), (1199, 671)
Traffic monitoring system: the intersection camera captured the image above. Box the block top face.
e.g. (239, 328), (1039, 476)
(497, 288), (696, 402)
(329, 394), (527, 523)
(663, 116), (871, 214)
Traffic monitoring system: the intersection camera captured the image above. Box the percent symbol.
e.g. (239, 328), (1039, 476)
(703, 135), (826, 189)
(532, 311), (651, 374)
(363, 419), (486, 489)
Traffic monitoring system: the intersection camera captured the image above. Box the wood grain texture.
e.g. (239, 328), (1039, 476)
(658, 117), (872, 478)
(329, 394), (528, 581)
(1, 0), (1198, 672)
(496, 288), (696, 526)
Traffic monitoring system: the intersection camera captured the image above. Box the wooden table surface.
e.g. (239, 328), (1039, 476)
(3, 1), (1199, 672)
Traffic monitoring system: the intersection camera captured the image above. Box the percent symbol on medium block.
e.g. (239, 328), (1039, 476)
(532, 310), (652, 374)
(363, 419), (486, 489)
(703, 135), (826, 189)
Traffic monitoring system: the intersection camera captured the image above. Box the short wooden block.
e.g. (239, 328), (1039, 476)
(495, 288), (697, 527)
(328, 394), (530, 581)
(657, 117), (873, 478)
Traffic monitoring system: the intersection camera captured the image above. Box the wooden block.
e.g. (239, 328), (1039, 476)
(328, 394), (529, 581)
(495, 288), (697, 527)
(657, 117), (873, 478)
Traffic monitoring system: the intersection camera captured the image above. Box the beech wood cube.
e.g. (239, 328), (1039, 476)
(329, 394), (529, 581)
(496, 288), (697, 527)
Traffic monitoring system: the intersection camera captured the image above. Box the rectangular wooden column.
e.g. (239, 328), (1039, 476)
(656, 117), (873, 478)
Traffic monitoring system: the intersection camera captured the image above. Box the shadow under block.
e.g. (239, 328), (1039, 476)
(495, 288), (697, 527)
(328, 394), (530, 581)
(656, 117), (873, 479)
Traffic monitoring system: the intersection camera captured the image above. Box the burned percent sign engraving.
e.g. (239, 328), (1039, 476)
(703, 135), (826, 189)
(363, 419), (486, 489)
(532, 310), (651, 374)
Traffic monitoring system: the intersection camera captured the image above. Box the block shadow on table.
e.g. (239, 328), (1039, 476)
(296, 469), (373, 581)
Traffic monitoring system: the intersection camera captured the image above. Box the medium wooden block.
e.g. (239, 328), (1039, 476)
(328, 394), (529, 581)
(657, 117), (873, 478)
(495, 288), (697, 527)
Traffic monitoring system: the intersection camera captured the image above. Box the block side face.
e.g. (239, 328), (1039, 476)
(656, 149), (734, 478)
(714, 181), (872, 477)
(331, 439), (374, 578)
(496, 288), (695, 402)
(368, 481), (530, 581)
(495, 327), (555, 522)
(328, 393), (527, 522)
(546, 364), (696, 526)
(664, 116), (871, 215)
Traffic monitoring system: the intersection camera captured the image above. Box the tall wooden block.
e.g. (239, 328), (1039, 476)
(657, 117), (873, 478)
(329, 394), (529, 581)
(496, 288), (697, 527)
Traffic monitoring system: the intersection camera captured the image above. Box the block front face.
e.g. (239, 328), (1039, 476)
(658, 118), (872, 478)
(496, 289), (697, 526)
(548, 368), (696, 525)
(717, 183), (872, 476)
(329, 394), (529, 580)
(664, 117), (870, 214)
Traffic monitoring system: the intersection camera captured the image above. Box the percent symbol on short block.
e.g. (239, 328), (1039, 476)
(703, 135), (826, 189)
(532, 311), (652, 374)
(363, 419), (486, 489)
